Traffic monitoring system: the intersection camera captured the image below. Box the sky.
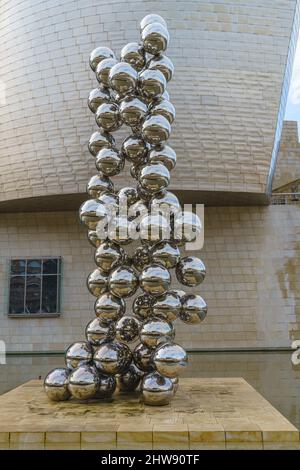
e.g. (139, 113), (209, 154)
(285, 32), (300, 134)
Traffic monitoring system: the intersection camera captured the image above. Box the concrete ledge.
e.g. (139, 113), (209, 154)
(0, 378), (299, 450)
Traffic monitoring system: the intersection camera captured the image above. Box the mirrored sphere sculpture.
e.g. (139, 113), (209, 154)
(45, 13), (207, 406)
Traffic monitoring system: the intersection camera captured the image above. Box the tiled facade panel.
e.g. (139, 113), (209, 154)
(0, 205), (299, 352)
(273, 121), (300, 190)
(0, 0), (298, 202)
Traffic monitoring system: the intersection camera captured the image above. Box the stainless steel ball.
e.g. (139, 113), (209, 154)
(87, 268), (108, 297)
(174, 211), (202, 243)
(115, 315), (140, 343)
(132, 245), (151, 271)
(180, 294), (207, 324)
(139, 213), (170, 245)
(141, 22), (169, 55)
(129, 199), (149, 220)
(147, 54), (174, 82)
(65, 341), (93, 370)
(139, 163), (170, 194)
(139, 69), (166, 99)
(95, 102), (122, 132)
(94, 241), (124, 273)
(88, 130), (115, 156)
(176, 256), (206, 286)
(95, 374), (116, 398)
(98, 191), (119, 219)
(150, 191), (181, 217)
(141, 372), (173, 406)
(153, 343), (188, 378)
(94, 292), (125, 324)
(137, 183), (154, 203)
(108, 216), (136, 245)
(79, 198), (107, 230)
(133, 342), (155, 372)
(171, 289), (186, 300)
(109, 266), (139, 298)
(87, 174), (114, 198)
(118, 186), (139, 206)
(87, 230), (105, 248)
(85, 318), (116, 346)
(142, 115), (171, 145)
(140, 14), (167, 32)
(93, 341), (132, 375)
(95, 57), (118, 87)
(121, 135), (148, 162)
(139, 317), (174, 348)
(150, 99), (175, 124)
(133, 293), (153, 321)
(119, 96), (148, 128)
(44, 368), (70, 401)
(68, 364), (99, 400)
(121, 42), (146, 71)
(88, 88), (110, 113)
(148, 144), (176, 171)
(152, 291), (181, 322)
(151, 241), (180, 269)
(117, 363), (143, 392)
(89, 46), (116, 71)
(130, 160), (148, 180)
(140, 264), (171, 297)
(109, 62), (138, 96)
(95, 148), (125, 177)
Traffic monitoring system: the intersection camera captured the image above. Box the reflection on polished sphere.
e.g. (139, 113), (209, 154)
(115, 315), (140, 343)
(98, 191), (119, 219)
(133, 293), (153, 321)
(87, 174), (114, 198)
(68, 364), (99, 400)
(85, 318), (116, 346)
(132, 245), (151, 272)
(139, 163), (170, 194)
(140, 14), (167, 32)
(65, 341), (93, 370)
(142, 115), (171, 145)
(147, 54), (174, 82)
(88, 131), (115, 156)
(121, 135), (148, 162)
(148, 145), (176, 171)
(109, 266), (139, 298)
(141, 371), (173, 406)
(139, 69), (166, 99)
(96, 57), (118, 87)
(121, 42), (146, 71)
(153, 343), (188, 378)
(94, 292), (125, 324)
(140, 264), (171, 297)
(152, 291), (181, 322)
(44, 368), (70, 401)
(140, 317), (174, 348)
(108, 216), (136, 245)
(150, 190), (181, 217)
(95, 374), (116, 398)
(87, 230), (105, 248)
(119, 96), (148, 128)
(88, 88), (110, 113)
(94, 241), (124, 273)
(79, 198), (107, 230)
(118, 186), (139, 206)
(133, 342), (155, 372)
(176, 256), (206, 286)
(139, 211), (170, 244)
(93, 341), (132, 375)
(109, 62), (138, 96)
(118, 363), (143, 391)
(87, 268), (108, 297)
(89, 46), (116, 71)
(95, 148), (125, 176)
(174, 212), (202, 243)
(95, 102), (122, 132)
(171, 377), (179, 394)
(151, 241), (180, 269)
(141, 23), (169, 55)
(180, 294), (207, 324)
(150, 99), (175, 124)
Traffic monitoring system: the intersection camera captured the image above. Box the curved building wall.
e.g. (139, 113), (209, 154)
(0, 0), (298, 207)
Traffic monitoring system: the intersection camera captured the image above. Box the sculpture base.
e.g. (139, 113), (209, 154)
(0, 378), (299, 450)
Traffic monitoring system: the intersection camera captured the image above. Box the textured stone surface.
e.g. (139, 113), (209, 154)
(0, 378), (298, 450)
(0, 0), (298, 205)
(273, 121), (300, 190)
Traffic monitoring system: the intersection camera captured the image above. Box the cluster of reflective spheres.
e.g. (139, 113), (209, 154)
(44, 14), (207, 406)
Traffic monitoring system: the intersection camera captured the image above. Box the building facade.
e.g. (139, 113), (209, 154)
(0, 0), (299, 353)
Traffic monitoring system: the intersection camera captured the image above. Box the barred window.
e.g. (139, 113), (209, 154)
(8, 258), (61, 316)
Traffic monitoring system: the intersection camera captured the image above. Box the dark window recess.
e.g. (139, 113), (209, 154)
(8, 258), (61, 316)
